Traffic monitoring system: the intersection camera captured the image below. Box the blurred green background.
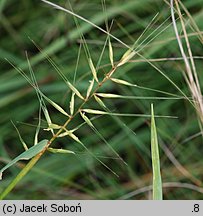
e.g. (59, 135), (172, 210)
(0, 0), (203, 199)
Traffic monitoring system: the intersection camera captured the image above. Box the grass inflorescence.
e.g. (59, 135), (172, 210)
(0, 0), (203, 199)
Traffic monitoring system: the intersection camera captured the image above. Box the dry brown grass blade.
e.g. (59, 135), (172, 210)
(177, 0), (203, 44)
(170, 0), (203, 124)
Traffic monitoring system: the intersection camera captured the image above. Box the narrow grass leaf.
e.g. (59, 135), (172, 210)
(151, 104), (162, 200)
(0, 139), (48, 180)
(67, 81), (84, 100)
(48, 148), (75, 154)
(88, 58), (99, 83)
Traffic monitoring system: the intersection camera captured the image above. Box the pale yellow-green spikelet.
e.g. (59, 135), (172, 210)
(42, 94), (70, 117)
(70, 92), (75, 116)
(96, 93), (122, 98)
(58, 130), (82, 144)
(117, 49), (136, 67)
(67, 81), (84, 100)
(110, 77), (137, 87)
(43, 107), (54, 135)
(86, 79), (94, 99)
(80, 111), (94, 127)
(48, 147), (75, 154)
(68, 131), (82, 144)
(58, 130), (71, 137)
(88, 58), (99, 83)
(82, 109), (107, 115)
(44, 123), (61, 131)
(94, 94), (107, 108)
(109, 39), (114, 68)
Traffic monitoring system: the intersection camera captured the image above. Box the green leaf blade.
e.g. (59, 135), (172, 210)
(0, 139), (48, 180)
(151, 104), (163, 200)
